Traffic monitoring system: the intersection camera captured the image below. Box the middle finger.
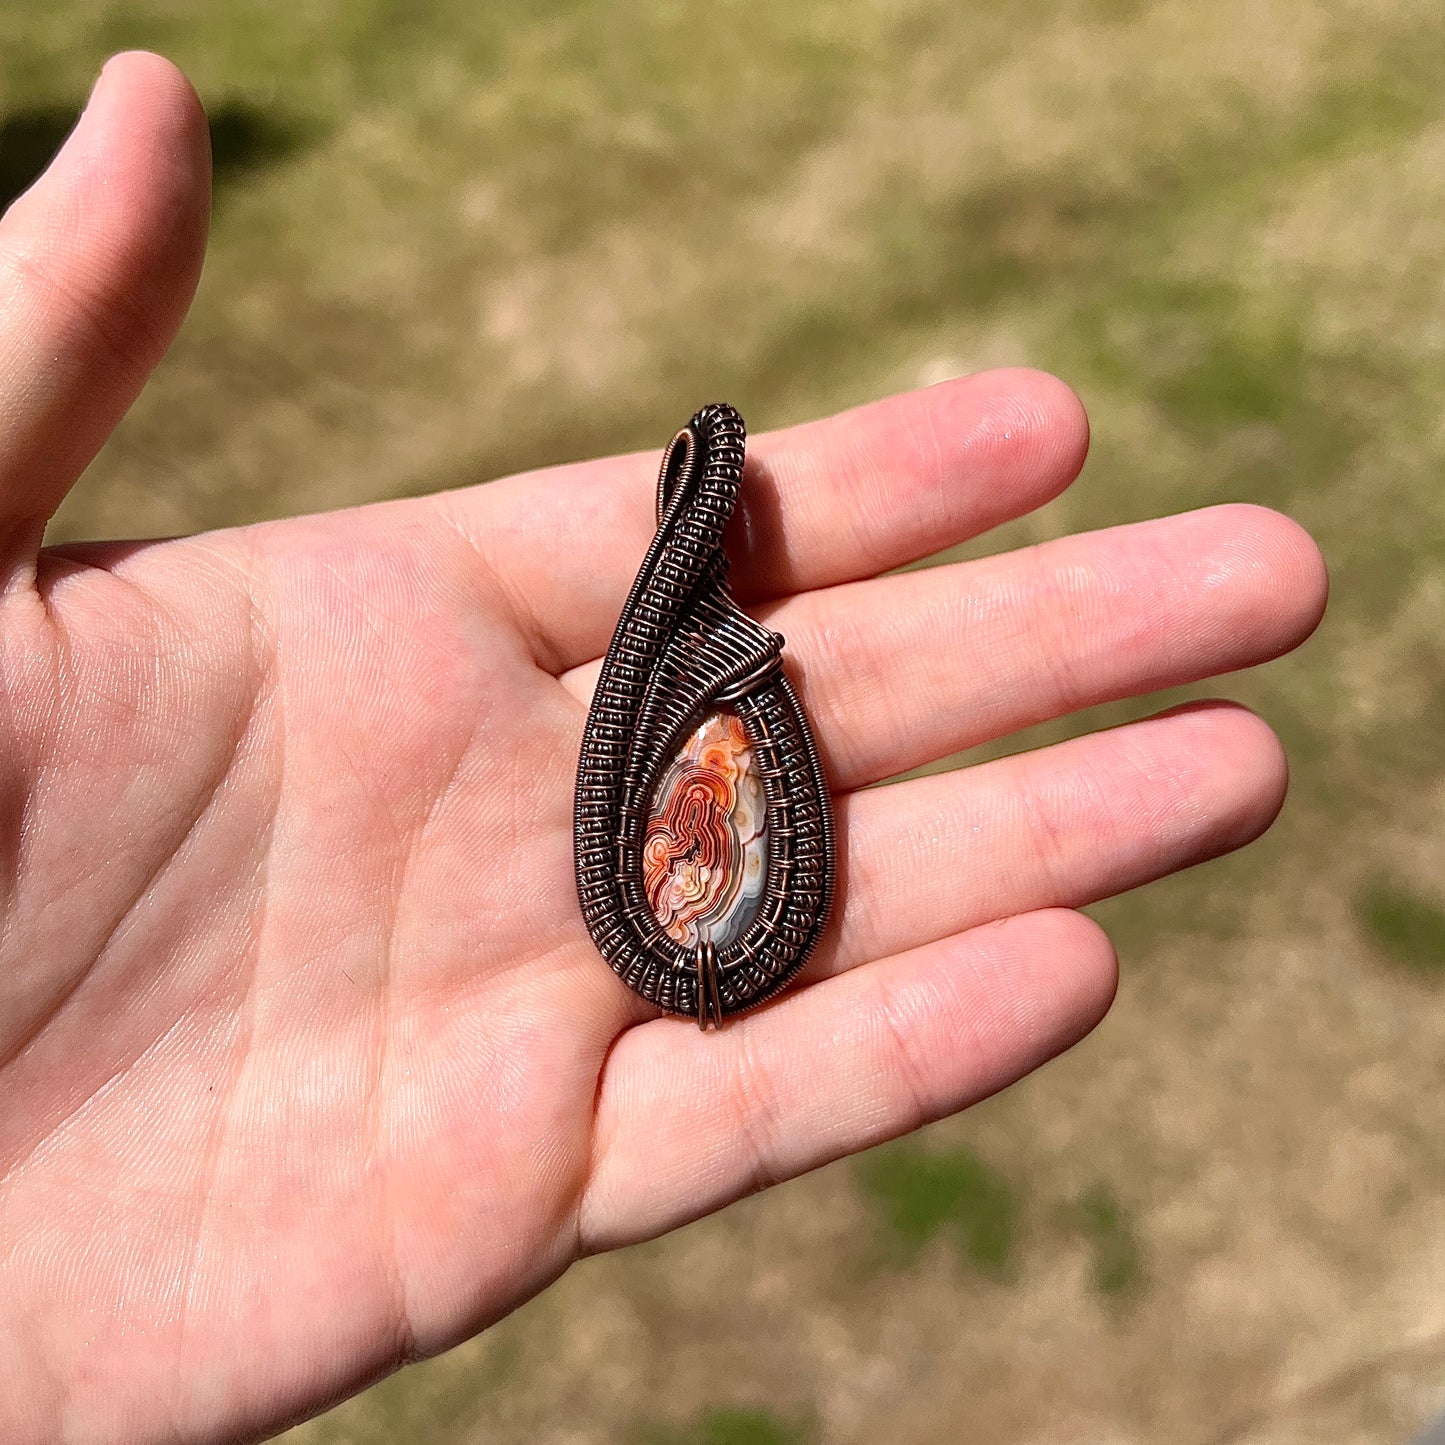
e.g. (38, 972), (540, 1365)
(561, 502), (1326, 790)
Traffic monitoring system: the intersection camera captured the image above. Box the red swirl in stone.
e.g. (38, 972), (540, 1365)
(643, 711), (763, 946)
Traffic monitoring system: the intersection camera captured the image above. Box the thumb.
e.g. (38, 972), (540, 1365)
(0, 51), (210, 578)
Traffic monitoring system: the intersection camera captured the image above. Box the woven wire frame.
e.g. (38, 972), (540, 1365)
(574, 403), (835, 1027)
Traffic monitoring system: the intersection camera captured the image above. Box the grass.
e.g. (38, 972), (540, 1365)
(635, 1406), (813, 1445)
(1069, 1184), (1146, 1302)
(855, 1140), (1018, 1277)
(2, 0), (1444, 1440)
(1358, 880), (1445, 977)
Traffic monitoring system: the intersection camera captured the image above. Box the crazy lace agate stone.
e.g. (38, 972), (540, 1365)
(642, 709), (768, 949)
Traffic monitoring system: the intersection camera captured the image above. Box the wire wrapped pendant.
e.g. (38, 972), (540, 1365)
(574, 404), (835, 1028)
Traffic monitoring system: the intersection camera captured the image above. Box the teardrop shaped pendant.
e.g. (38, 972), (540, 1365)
(574, 403), (835, 1028)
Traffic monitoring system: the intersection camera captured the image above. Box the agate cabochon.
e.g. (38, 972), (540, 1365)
(642, 709), (768, 949)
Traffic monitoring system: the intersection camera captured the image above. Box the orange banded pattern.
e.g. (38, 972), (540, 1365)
(643, 711), (768, 947)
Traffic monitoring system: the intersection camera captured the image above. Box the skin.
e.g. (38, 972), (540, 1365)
(0, 53), (1327, 1445)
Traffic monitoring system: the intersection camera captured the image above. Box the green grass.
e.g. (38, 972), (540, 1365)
(1069, 1184), (1146, 1302)
(855, 1139), (1018, 1276)
(636, 1406), (813, 1445)
(1358, 880), (1445, 977)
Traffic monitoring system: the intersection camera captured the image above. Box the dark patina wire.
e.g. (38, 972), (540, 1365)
(574, 404), (835, 1026)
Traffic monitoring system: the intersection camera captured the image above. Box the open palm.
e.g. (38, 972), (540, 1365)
(0, 56), (1327, 1445)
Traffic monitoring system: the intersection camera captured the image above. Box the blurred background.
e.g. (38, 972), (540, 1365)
(4, 1), (1444, 1440)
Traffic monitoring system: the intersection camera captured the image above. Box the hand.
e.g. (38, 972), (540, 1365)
(0, 54), (1327, 1445)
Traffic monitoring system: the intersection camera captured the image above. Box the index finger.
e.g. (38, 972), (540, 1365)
(444, 368), (1089, 673)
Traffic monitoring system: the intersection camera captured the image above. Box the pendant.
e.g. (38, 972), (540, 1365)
(574, 403), (835, 1028)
